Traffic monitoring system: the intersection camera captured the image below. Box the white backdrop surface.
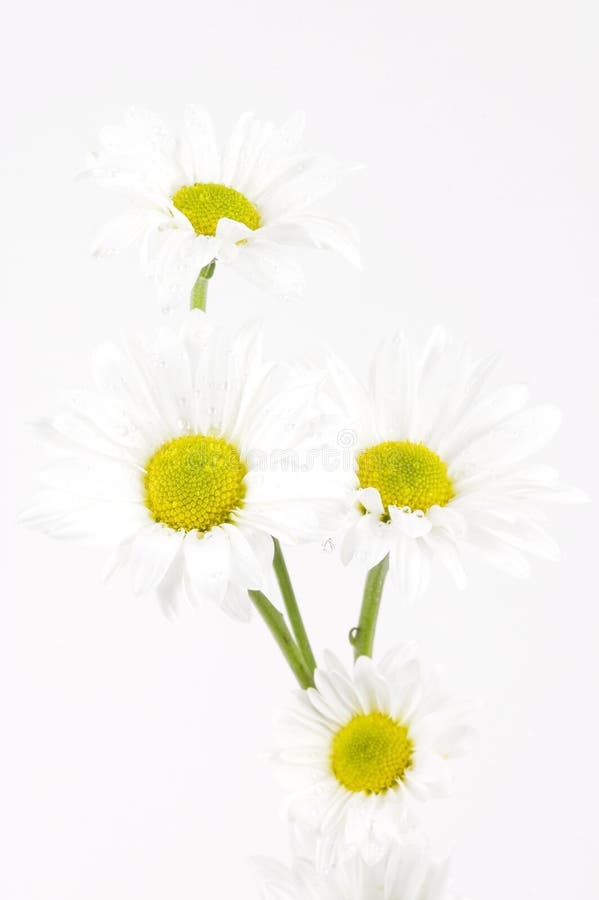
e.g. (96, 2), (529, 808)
(2, 2), (598, 898)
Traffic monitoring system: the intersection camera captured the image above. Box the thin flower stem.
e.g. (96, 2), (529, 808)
(351, 554), (390, 660)
(248, 589), (315, 690)
(272, 538), (317, 676)
(190, 260), (216, 311)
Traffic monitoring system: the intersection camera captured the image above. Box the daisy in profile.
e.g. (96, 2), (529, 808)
(21, 311), (342, 629)
(254, 842), (460, 900)
(84, 107), (359, 308)
(330, 328), (586, 604)
(271, 646), (473, 863)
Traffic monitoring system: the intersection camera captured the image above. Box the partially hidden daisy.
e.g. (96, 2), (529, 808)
(21, 310), (342, 620)
(329, 328), (586, 601)
(254, 841), (461, 900)
(84, 107), (359, 308)
(271, 646), (473, 863)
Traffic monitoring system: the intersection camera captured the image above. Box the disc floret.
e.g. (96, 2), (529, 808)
(144, 434), (247, 532)
(357, 440), (454, 514)
(331, 711), (414, 794)
(172, 182), (261, 237)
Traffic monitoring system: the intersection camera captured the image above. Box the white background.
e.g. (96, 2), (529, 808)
(2, 1), (598, 898)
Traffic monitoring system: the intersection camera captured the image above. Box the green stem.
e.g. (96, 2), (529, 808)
(272, 538), (317, 675)
(351, 554), (390, 660)
(190, 260), (216, 311)
(248, 590), (314, 689)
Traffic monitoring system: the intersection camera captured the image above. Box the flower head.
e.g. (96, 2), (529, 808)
(330, 328), (586, 601)
(271, 646), (473, 863)
(21, 311), (342, 619)
(85, 107), (359, 307)
(254, 842), (460, 900)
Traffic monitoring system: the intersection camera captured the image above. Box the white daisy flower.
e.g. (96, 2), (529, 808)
(330, 328), (586, 603)
(272, 646), (473, 863)
(85, 107), (359, 308)
(21, 311), (342, 624)
(254, 843), (461, 900)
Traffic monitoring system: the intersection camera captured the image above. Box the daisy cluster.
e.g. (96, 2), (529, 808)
(22, 106), (584, 899)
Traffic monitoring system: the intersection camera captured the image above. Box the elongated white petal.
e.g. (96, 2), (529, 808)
(357, 487), (384, 516)
(258, 215), (361, 268)
(129, 523), (183, 594)
(453, 404), (562, 470)
(180, 105), (220, 183)
(229, 240), (306, 299)
(91, 208), (163, 257)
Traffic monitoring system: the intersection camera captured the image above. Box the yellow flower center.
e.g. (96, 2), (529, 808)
(331, 712), (413, 794)
(144, 435), (247, 532)
(357, 440), (454, 514)
(172, 182), (261, 237)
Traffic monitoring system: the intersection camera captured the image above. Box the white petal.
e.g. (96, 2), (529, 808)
(221, 523), (264, 589)
(466, 529), (532, 578)
(156, 542), (189, 618)
(388, 506), (433, 538)
(220, 582), (253, 622)
(453, 404), (562, 470)
(228, 240), (305, 299)
(258, 215), (360, 268)
(215, 217), (255, 244)
(340, 514), (390, 568)
(424, 533), (468, 590)
(179, 105), (221, 183)
(128, 523), (183, 594)
(91, 208), (163, 257)
(256, 156), (357, 219)
(484, 517), (561, 561)
(356, 487), (384, 516)
(183, 529), (230, 605)
(221, 111), (257, 186)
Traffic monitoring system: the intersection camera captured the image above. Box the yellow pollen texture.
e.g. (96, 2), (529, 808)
(331, 712), (414, 794)
(357, 440), (454, 513)
(172, 182), (261, 237)
(144, 434), (247, 532)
